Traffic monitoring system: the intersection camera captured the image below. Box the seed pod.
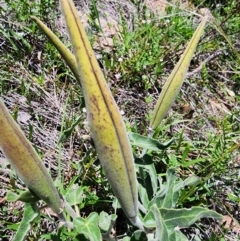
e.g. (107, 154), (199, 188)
(30, 16), (79, 82)
(150, 16), (208, 129)
(0, 99), (63, 215)
(60, 0), (139, 224)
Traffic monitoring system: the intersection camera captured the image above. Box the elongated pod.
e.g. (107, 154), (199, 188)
(30, 16), (79, 82)
(150, 16), (208, 129)
(0, 99), (63, 215)
(60, 0), (139, 225)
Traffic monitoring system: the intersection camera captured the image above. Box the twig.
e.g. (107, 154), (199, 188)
(63, 198), (79, 219)
(58, 212), (74, 229)
(186, 50), (222, 77)
(138, 201), (147, 214)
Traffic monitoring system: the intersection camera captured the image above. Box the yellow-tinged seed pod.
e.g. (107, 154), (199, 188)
(0, 99), (63, 215)
(30, 16), (79, 83)
(150, 16), (208, 129)
(60, 0), (138, 223)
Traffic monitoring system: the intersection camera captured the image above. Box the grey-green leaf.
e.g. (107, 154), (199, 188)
(169, 229), (189, 241)
(151, 204), (168, 241)
(143, 206), (223, 229)
(130, 230), (148, 241)
(161, 207), (223, 229)
(128, 132), (173, 151)
(12, 203), (39, 241)
(73, 212), (101, 241)
(98, 211), (117, 233)
(65, 184), (84, 206)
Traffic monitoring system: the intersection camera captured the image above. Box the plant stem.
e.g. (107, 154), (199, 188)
(63, 198), (78, 219)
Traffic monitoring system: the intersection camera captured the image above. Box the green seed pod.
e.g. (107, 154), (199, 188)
(0, 99), (63, 215)
(60, 0), (139, 225)
(150, 16), (208, 129)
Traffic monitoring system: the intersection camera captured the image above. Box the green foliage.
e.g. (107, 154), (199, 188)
(0, 0), (58, 58)
(112, 10), (195, 87)
(74, 213), (102, 241)
(145, 169), (220, 240)
(12, 203), (39, 241)
(65, 184), (99, 209)
(88, 0), (102, 33)
(6, 189), (40, 203)
(129, 132), (174, 151)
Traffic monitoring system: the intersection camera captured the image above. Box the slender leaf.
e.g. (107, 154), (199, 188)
(138, 183), (150, 209)
(161, 168), (177, 208)
(58, 115), (82, 144)
(12, 203), (39, 241)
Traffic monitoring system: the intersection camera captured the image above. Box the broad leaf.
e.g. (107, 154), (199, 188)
(65, 184), (84, 206)
(98, 211), (117, 233)
(135, 154), (154, 165)
(169, 229), (189, 241)
(174, 176), (200, 193)
(143, 206), (223, 229)
(6, 191), (19, 202)
(128, 132), (173, 151)
(130, 230), (148, 241)
(74, 212), (101, 241)
(161, 207), (223, 229)
(151, 204), (169, 241)
(143, 210), (156, 228)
